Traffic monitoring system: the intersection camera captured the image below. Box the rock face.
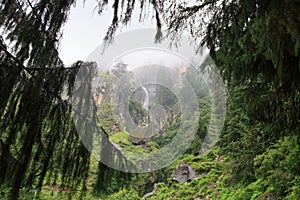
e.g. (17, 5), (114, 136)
(172, 162), (197, 183)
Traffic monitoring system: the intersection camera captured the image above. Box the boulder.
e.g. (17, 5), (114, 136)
(128, 126), (152, 145)
(172, 162), (197, 183)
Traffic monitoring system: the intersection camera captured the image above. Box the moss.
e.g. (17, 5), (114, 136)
(109, 131), (130, 145)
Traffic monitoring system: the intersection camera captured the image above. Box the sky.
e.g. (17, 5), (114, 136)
(59, 1), (154, 66)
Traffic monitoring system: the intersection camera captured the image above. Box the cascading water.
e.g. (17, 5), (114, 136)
(141, 86), (149, 111)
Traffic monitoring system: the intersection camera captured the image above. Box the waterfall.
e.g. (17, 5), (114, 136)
(141, 86), (149, 111)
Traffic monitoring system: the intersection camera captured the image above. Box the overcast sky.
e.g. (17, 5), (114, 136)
(59, 1), (154, 66)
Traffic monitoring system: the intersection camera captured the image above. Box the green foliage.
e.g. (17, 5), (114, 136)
(107, 189), (141, 200)
(129, 100), (147, 125)
(1, 0), (300, 199)
(147, 154), (225, 200)
(109, 131), (131, 146)
(98, 100), (116, 133)
(151, 125), (178, 147)
(109, 131), (148, 154)
(186, 96), (211, 155)
(254, 135), (300, 196)
(286, 185), (300, 200)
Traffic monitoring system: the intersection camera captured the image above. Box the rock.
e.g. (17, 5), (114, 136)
(128, 126), (152, 145)
(128, 135), (147, 145)
(172, 162), (197, 183)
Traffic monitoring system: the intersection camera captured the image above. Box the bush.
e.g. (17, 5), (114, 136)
(254, 135), (300, 196)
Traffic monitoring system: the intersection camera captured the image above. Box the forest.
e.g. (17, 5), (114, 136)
(0, 0), (300, 199)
